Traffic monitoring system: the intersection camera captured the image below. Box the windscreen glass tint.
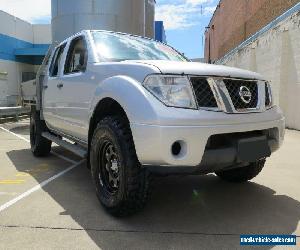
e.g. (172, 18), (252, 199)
(92, 31), (188, 62)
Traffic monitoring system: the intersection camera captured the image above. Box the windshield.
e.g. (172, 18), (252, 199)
(92, 31), (188, 62)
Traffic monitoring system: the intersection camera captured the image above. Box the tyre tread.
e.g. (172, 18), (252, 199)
(91, 116), (151, 217)
(30, 111), (51, 157)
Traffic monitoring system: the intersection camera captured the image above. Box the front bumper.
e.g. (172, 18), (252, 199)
(131, 106), (285, 167)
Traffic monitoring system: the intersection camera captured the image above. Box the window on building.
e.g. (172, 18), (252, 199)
(21, 72), (36, 83)
(49, 44), (66, 77)
(64, 37), (88, 74)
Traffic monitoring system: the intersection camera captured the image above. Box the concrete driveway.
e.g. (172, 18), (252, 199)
(0, 119), (299, 249)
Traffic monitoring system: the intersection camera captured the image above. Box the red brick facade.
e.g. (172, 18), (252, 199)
(204, 0), (299, 62)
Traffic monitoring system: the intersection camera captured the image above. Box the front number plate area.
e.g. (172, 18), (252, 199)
(237, 136), (271, 162)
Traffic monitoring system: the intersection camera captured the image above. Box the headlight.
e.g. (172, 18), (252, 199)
(265, 82), (273, 108)
(143, 75), (197, 109)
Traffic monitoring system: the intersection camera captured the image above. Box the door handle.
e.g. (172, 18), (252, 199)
(57, 82), (64, 88)
(43, 85), (48, 89)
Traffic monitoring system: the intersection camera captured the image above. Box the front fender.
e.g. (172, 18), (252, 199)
(89, 75), (162, 124)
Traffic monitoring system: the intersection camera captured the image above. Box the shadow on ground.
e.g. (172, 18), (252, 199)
(7, 148), (300, 249)
(6, 123), (30, 136)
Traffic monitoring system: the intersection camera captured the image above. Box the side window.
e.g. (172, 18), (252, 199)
(49, 44), (66, 77)
(64, 37), (88, 74)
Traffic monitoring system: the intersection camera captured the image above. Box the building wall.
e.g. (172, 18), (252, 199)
(51, 0), (155, 43)
(218, 7), (300, 130)
(33, 25), (52, 45)
(0, 60), (34, 106)
(204, 0), (299, 62)
(0, 11), (51, 106)
(145, 0), (156, 38)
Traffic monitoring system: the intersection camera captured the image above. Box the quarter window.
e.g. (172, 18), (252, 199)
(64, 37), (88, 74)
(49, 44), (66, 77)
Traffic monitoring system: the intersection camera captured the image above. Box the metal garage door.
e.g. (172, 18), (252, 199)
(0, 73), (8, 106)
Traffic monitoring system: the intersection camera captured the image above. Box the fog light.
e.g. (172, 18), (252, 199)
(171, 140), (187, 159)
(172, 141), (182, 156)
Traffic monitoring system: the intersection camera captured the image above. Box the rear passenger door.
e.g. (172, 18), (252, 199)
(55, 35), (93, 142)
(43, 43), (66, 131)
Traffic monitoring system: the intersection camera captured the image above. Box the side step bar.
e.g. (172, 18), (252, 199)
(42, 132), (87, 158)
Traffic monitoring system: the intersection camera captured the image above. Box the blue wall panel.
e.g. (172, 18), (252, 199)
(0, 33), (50, 65)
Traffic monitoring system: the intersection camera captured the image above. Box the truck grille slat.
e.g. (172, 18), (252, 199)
(223, 79), (258, 110)
(190, 77), (218, 108)
(265, 83), (271, 107)
(189, 77), (269, 113)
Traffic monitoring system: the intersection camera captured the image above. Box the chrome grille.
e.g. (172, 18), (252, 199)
(190, 77), (218, 108)
(223, 79), (258, 110)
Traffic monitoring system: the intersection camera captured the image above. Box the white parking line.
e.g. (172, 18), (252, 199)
(0, 126), (30, 143)
(0, 125), (84, 212)
(0, 126), (77, 164)
(0, 160), (84, 212)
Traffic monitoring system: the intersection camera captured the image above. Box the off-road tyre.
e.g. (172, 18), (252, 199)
(90, 116), (151, 217)
(30, 109), (52, 157)
(215, 159), (266, 183)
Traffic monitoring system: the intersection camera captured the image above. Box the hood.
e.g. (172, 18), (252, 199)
(127, 60), (265, 81)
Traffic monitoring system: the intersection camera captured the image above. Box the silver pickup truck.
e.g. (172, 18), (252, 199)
(27, 30), (285, 216)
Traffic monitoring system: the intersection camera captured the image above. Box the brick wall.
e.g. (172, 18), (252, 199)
(218, 10), (300, 129)
(204, 0), (299, 62)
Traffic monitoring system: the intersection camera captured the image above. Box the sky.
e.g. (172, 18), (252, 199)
(0, 0), (218, 58)
(156, 0), (218, 58)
